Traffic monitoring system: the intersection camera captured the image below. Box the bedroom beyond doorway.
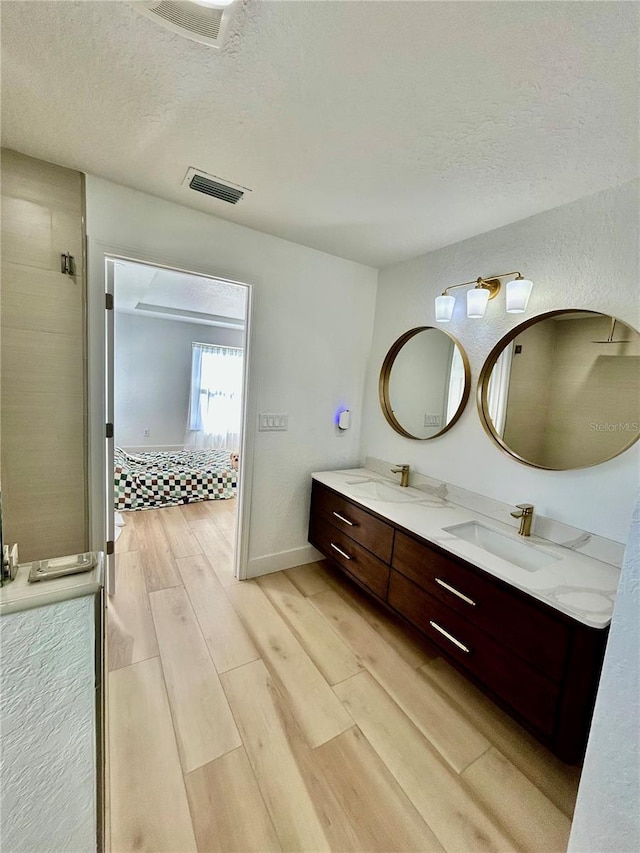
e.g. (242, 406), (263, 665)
(106, 257), (249, 594)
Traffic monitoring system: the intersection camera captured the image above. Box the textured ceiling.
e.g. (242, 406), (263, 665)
(1, 1), (638, 267)
(115, 260), (247, 325)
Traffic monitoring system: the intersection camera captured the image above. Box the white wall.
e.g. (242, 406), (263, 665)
(361, 180), (639, 543)
(568, 490), (640, 853)
(86, 176), (377, 573)
(114, 312), (243, 449)
(0, 596), (97, 852)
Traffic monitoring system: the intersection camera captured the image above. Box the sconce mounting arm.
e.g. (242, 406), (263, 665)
(441, 271), (523, 299)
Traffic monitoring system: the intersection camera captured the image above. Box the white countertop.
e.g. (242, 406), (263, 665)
(0, 553), (104, 616)
(312, 469), (620, 629)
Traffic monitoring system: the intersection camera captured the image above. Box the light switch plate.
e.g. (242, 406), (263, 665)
(258, 413), (288, 431)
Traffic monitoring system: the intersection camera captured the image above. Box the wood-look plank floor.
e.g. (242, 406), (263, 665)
(107, 500), (580, 852)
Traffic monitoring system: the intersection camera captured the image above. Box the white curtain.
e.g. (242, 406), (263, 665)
(487, 342), (514, 437)
(445, 345), (466, 424)
(186, 344), (243, 451)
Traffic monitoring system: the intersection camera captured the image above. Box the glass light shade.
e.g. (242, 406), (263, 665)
(192, 0), (235, 7)
(467, 286), (490, 318)
(506, 278), (533, 313)
(435, 294), (455, 322)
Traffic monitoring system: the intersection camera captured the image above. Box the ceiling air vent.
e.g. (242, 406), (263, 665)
(190, 174), (244, 204)
(182, 167), (251, 204)
(131, 1), (238, 49)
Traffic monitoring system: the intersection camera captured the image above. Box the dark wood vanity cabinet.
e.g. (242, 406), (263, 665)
(308, 480), (608, 763)
(311, 483), (394, 564)
(309, 482), (394, 599)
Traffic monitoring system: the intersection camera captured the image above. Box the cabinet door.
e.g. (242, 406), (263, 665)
(392, 531), (569, 682)
(311, 482), (394, 563)
(309, 516), (390, 599)
(388, 570), (560, 737)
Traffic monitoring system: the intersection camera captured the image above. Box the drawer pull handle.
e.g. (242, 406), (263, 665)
(429, 621), (470, 654)
(330, 543), (352, 561)
(332, 511), (355, 527)
(435, 578), (476, 607)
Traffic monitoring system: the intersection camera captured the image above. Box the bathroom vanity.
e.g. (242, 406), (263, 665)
(308, 470), (619, 763)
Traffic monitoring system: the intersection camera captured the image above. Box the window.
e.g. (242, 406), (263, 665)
(187, 343), (243, 450)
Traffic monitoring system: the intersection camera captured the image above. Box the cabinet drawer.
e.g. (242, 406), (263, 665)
(309, 516), (390, 599)
(392, 531), (569, 682)
(311, 482), (394, 563)
(388, 571), (559, 737)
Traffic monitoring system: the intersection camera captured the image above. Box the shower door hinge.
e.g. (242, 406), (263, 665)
(105, 293), (114, 310)
(106, 423), (114, 439)
(106, 540), (115, 556)
(60, 252), (76, 276)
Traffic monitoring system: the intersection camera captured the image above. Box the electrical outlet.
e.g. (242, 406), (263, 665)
(258, 413), (288, 431)
(144, 428), (150, 437)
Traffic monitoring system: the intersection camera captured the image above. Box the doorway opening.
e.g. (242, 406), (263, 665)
(104, 257), (250, 600)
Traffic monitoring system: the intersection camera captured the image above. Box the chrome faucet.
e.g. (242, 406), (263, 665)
(511, 503), (534, 536)
(391, 464), (410, 487)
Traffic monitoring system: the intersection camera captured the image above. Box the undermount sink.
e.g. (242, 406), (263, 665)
(345, 478), (423, 503)
(443, 521), (561, 572)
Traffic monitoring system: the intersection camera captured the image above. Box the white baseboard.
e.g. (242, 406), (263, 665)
(245, 544), (324, 579)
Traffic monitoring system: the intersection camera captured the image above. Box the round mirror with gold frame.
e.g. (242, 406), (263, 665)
(379, 327), (471, 439)
(478, 310), (640, 470)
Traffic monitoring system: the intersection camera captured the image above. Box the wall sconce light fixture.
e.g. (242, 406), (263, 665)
(435, 271), (533, 322)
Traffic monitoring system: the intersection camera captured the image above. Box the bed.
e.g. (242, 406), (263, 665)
(114, 447), (237, 511)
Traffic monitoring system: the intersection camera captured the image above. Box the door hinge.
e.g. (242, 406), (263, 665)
(106, 423), (114, 439)
(60, 252), (76, 276)
(105, 292), (114, 310)
(106, 540), (115, 556)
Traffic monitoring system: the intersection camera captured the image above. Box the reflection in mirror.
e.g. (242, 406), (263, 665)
(480, 311), (640, 470)
(379, 327), (470, 439)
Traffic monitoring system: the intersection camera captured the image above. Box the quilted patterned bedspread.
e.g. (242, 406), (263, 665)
(114, 447), (237, 511)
